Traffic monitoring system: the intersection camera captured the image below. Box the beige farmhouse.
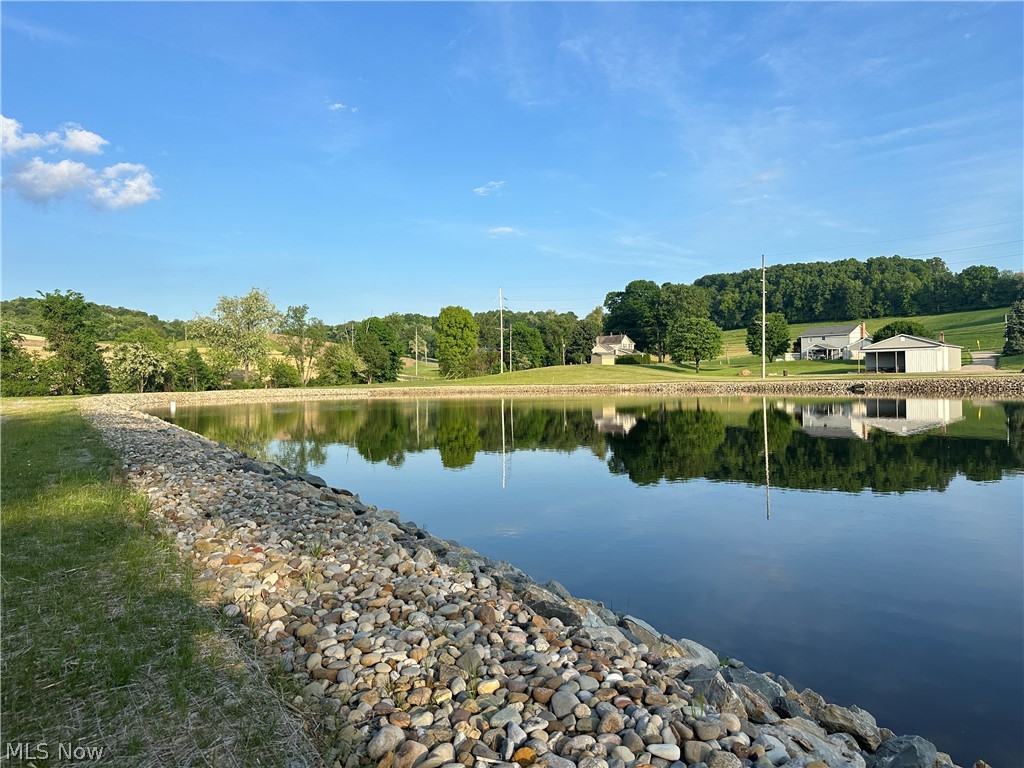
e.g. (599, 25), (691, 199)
(861, 333), (962, 373)
(590, 334), (636, 365)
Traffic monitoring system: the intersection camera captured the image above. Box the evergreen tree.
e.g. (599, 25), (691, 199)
(1004, 300), (1024, 356)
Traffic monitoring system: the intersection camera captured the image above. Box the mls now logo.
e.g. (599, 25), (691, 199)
(5, 742), (105, 761)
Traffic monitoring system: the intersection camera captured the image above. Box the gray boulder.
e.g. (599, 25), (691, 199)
(799, 688), (882, 751)
(867, 736), (938, 768)
(730, 682), (779, 724)
(762, 719), (868, 768)
(682, 665), (746, 718)
(722, 665), (785, 704)
(297, 472), (328, 488)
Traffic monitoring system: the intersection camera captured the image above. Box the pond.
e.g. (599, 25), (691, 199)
(156, 395), (1024, 767)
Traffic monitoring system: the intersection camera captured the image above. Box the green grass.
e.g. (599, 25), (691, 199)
(401, 358), (440, 380)
(999, 353), (1024, 371)
(0, 399), (322, 767)
(945, 401), (1016, 440)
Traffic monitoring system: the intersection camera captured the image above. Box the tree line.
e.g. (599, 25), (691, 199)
(2, 255), (1020, 395)
(602, 256), (1022, 359)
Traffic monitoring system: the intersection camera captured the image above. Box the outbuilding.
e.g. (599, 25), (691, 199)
(861, 333), (962, 374)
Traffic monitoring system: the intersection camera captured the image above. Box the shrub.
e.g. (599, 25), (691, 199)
(615, 353), (652, 365)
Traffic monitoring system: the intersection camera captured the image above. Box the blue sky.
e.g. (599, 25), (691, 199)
(2, 2), (1021, 325)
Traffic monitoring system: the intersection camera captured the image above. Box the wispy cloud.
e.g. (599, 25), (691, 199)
(474, 180), (505, 197)
(829, 116), (981, 151)
(1, 14), (79, 45)
(488, 226), (522, 238)
(737, 169), (783, 188)
(616, 234), (693, 257)
(327, 101), (358, 114)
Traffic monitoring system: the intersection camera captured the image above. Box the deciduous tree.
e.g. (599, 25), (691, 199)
(280, 305), (328, 386)
(109, 342), (167, 393)
(872, 320), (929, 342)
(746, 313), (791, 359)
(191, 287), (280, 382)
(38, 289), (108, 394)
(315, 342), (367, 385)
(666, 317), (723, 373)
(355, 317), (403, 383)
(0, 327), (47, 396)
(436, 306), (479, 379)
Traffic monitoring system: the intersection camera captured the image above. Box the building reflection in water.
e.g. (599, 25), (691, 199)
(787, 398), (964, 440)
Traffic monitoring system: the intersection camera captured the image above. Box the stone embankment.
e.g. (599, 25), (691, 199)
(82, 397), (992, 768)
(95, 373), (1024, 413)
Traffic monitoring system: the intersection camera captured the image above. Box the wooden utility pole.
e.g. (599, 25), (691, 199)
(761, 254), (767, 380)
(415, 328), (419, 377)
(499, 288), (505, 374)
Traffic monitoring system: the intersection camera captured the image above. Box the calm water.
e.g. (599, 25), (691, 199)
(157, 396), (1024, 766)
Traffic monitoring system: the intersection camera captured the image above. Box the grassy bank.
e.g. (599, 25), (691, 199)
(0, 399), (321, 767)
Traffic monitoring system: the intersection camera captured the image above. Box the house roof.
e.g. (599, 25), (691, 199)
(591, 344), (616, 355)
(596, 334), (631, 345)
(803, 342), (843, 351)
(861, 333), (962, 351)
(799, 324), (862, 338)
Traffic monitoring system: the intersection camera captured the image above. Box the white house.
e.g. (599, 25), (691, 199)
(590, 334), (636, 365)
(861, 333), (962, 373)
(797, 323), (871, 361)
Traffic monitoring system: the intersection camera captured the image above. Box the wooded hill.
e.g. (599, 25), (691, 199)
(1, 296), (186, 341)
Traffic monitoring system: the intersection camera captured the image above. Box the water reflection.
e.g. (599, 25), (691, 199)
(155, 396), (1024, 766)
(790, 398), (964, 439)
(160, 397), (1023, 494)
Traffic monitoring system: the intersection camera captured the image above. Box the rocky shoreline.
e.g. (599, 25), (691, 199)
(89, 372), (1024, 413)
(81, 394), (997, 768)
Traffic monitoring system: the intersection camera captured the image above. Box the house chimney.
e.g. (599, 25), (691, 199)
(860, 322), (866, 339)
(939, 331), (945, 343)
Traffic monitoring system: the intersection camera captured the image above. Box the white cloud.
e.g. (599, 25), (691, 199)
(7, 157), (95, 202)
(59, 124), (109, 154)
(5, 157), (159, 209)
(2, 115), (109, 156)
(2, 115), (157, 209)
(488, 226), (522, 238)
(474, 180), (506, 196)
(1, 115), (48, 156)
(92, 163), (160, 209)
(327, 102), (358, 113)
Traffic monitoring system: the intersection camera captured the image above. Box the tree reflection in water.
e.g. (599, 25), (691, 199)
(166, 398), (1023, 493)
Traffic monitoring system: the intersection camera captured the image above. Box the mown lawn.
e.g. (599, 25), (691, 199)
(0, 398), (322, 767)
